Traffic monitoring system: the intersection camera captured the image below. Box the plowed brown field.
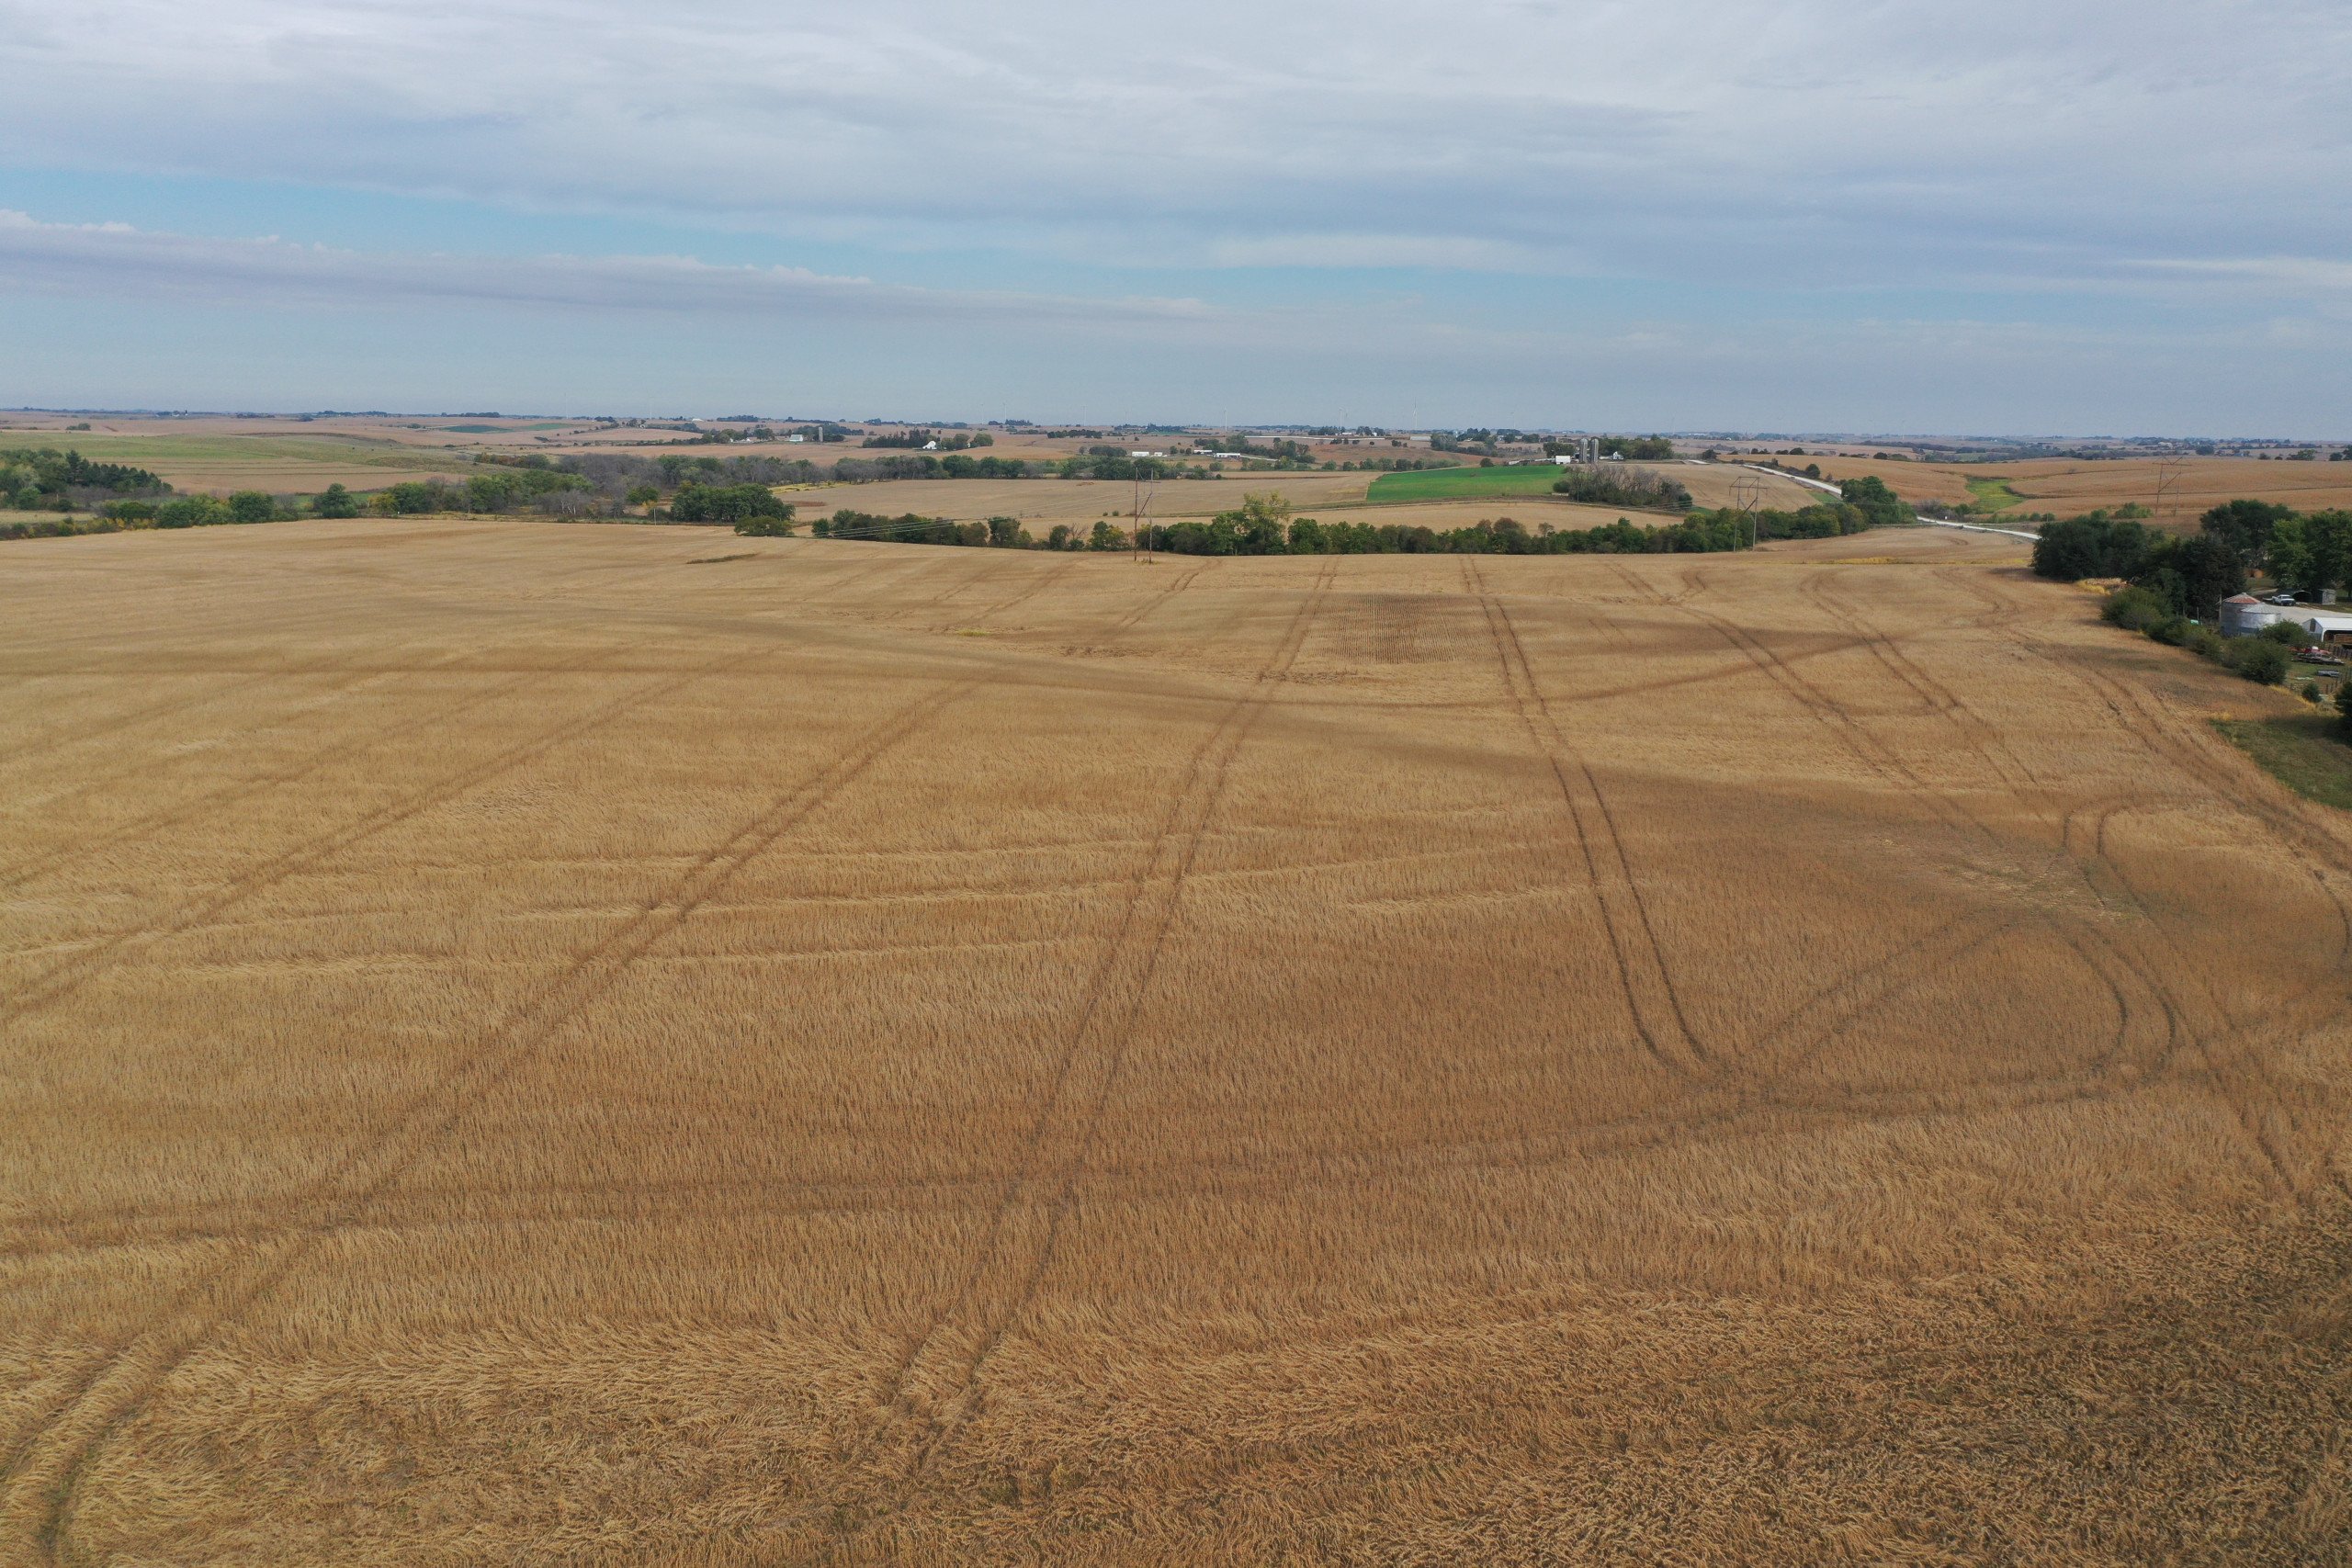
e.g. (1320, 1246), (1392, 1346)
(3, 520), (2347, 1564)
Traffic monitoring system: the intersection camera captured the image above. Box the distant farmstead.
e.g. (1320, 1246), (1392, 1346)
(2221, 593), (2352, 644)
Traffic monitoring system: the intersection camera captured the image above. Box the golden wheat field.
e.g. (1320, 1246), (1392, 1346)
(1803, 454), (2352, 525)
(4, 519), (2350, 1564)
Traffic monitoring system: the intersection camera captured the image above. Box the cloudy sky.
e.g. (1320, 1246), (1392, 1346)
(3, 0), (2347, 432)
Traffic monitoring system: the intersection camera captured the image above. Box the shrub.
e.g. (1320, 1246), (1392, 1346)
(2225, 637), (2291, 684)
(2100, 586), (2170, 632)
(2034, 513), (2155, 581)
(1553, 468), (1694, 513)
(155, 496), (231, 529)
(670, 482), (789, 525)
(374, 481), (461, 515)
(311, 484), (360, 519)
(226, 491), (278, 524)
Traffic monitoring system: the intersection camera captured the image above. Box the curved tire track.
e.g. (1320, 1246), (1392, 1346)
(0, 673), (993, 1563)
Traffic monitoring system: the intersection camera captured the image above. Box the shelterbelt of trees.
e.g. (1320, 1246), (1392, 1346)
(781, 480), (1907, 557)
(2031, 498), (2346, 617)
(4, 445), (1909, 547)
(2031, 498), (2352, 691)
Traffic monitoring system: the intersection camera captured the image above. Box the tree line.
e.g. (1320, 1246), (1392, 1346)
(2, 446), (167, 512)
(773, 493), (1769, 557)
(1552, 468), (1694, 512)
(2030, 497), (2347, 620)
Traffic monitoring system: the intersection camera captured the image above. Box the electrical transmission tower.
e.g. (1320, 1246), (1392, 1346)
(2153, 453), (2188, 525)
(1734, 471), (1765, 550)
(1129, 470), (1159, 563)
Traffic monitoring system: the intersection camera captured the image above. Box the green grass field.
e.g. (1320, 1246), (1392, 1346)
(1965, 476), (2027, 513)
(1364, 464), (1565, 502)
(2213, 713), (2352, 810)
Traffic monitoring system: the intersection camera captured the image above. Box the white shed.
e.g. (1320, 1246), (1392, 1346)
(2304, 611), (2352, 646)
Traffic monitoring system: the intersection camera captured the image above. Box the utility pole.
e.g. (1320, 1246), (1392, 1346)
(2153, 452), (2188, 526)
(1734, 470), (1765, 550)
(1130, 469), (1158, 563)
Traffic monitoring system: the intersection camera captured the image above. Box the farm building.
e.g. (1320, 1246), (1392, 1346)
(2220, 594), (2291, 637)
(2303, 611), (2352, 646)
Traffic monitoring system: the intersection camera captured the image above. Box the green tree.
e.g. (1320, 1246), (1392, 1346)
(2305, 510), (2352, 595)
(985, 515), (1028, 547)
(673, 482), (790, 524)
(155, 496), (230, 528)
(2228, 637), (2291, 684)
(1088, 519), (1123, 550)
(2267, 513), (2313, 592)
(1232, 492), (1293, 554)
(374, 481), (453, 515)
(2200, 498), (2295, 562)
(1838, 474), (1915, 529)
(311, 483), (359, 519)
(466, 472), (524, 513)
(226, 491), (277, 524)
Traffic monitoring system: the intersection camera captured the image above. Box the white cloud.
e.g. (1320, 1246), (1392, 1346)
(0, 209), (1226, 331)
(2132, 255), (2352, 295)
(4, 2), (2350, 427)
(2, 0), (2345, 289)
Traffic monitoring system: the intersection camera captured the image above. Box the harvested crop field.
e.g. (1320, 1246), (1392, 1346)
(1803, 454), (2352, 524)
(4, 520), (2349, 1564)
(0, 434), (474, 495)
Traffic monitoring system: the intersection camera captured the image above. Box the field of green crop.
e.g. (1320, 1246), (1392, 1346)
(1364, 464), (1566, 502)
(1964, 476), (2027, 513)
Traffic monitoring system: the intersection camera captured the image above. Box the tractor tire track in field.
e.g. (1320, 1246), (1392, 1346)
(1946, 567), (2352, 1199)
(1757, 566), (2324, 1199)
(0, 614), (481, 789)
(1956, 565), (2352, 964)
(1614, 563), (2191, 1110)
(1, 668), (290, 772)
(1065, 560), (1214, 657)
(0, 875), (2064, 1269)
(849, 560), (1335, 1491)
(0, 650), (766, 1025)
(0, 634), (482, 821)
(0, 653), (544, 894)
(1464, 558), (1706, 1077)
(1797, 573), (2191, 1079)
(0, 673), (994, 1565)
(0, 564), (1038, 1012)
(967, 556), (1081, 621)
(1821, 568), (2340, 1190)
